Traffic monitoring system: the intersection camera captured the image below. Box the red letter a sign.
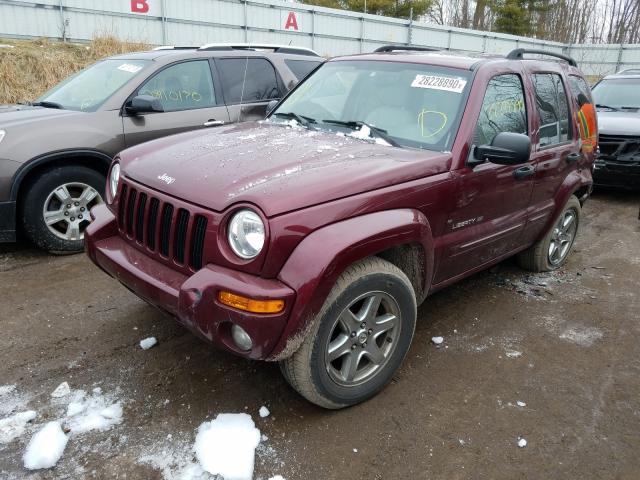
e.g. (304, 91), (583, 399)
(131, 0), (149, 13)
(284, 11), (299, 30)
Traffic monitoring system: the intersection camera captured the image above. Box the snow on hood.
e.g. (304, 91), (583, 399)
(119, 121), (451, 217)
(597, 110), (640, 136)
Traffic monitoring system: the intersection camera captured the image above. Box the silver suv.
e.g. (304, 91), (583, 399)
(0, 44), (323, 251)
(592, 69), (640, 189)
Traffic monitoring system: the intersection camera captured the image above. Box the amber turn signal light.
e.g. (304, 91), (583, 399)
(218, 291), (285, 314)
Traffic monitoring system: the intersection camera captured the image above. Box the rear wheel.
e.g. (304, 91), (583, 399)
(518, 195), (581, 272)
(280, 257), (417, 409)
(20, 165), (104, 253)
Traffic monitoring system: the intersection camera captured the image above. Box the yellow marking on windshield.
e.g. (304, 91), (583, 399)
(418, 109), (448, 138)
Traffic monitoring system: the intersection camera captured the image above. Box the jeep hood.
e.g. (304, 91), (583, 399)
(597, 110), (640, 136)
(120, 122), (451, 217)
(0, 104), (80, 128)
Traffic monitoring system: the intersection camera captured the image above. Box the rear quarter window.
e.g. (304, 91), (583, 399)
(285, 59), (323, 80)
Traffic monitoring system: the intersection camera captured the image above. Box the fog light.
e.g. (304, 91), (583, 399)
(231, 324), (253, 351)
(218, 291), (285, 314)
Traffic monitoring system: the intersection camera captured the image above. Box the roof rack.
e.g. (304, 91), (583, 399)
(506, 48), (577, 67)
(616, 68), (640, 75)
(197, 43), (320, 57)
(152, 46), (196, 50)
(374, 45), (440, 53)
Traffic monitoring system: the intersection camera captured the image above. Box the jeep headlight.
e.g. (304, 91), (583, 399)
(0, 130), (5, 144)
(109, 162), (120, 200)
(228, 209), (265, 259)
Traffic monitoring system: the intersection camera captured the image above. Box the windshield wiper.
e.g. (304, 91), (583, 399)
(29, 101), (64, 110)
(322, 120), (400, 147)
(618, 106), (640, 110)
(595, 103), (618, 111)
(273, 112), (316, 128)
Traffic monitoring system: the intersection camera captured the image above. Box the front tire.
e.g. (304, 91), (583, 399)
(280, 257), (417, 409)
(518, 195), (581, 272)
(19, 165), (105, 253)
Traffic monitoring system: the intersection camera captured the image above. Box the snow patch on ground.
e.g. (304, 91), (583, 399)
(51, 381), (71, 398)
(140, 337), (158, 350)
(195, 413), (261, 480)
(517, 438), (527, 448)
(259, 406), (270, 418)
(431, 336), (444, 345)
(0, 384), (29, 416)
(0, 410), (37, 444)
(559, 326), (604, 347)
(64, 388), (123, 435)
(23, 421), (68, 470)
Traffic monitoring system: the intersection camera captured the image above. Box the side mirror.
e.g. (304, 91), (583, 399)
(125, 95), (164, 115)
(266, 99), (279, 116)
(473, 132), (531, 166)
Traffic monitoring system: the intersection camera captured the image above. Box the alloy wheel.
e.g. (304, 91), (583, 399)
(548, 208), (578, 266)
(42, 182), (103, 241)
(325, 291), (401, 387)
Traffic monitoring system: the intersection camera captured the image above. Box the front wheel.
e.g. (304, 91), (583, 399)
(19, 165), (105, 253)
(280, 257), (417, 409)
(518, 195), (581, 272)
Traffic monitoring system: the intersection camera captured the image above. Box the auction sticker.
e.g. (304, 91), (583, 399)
(411, 75), (467, 93)
(117, 63), (143, 73)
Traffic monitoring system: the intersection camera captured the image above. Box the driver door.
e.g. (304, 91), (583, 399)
(435, 73), (535, 283)
(122, 59), (229, 147)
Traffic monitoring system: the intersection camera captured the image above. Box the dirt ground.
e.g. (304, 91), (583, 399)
(1, 190), (639, 480)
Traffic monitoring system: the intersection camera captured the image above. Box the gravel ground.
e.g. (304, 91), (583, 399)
(1, 190), (639, 480)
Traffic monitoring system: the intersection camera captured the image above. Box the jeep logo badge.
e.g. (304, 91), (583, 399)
(157, 173), (175, 185)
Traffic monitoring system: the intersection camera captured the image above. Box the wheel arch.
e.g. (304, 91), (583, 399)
(270, 208), (434, 360)
(11, 149), (112, 203)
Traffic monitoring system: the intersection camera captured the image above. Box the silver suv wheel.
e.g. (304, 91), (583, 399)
(42, 182), (103, 241)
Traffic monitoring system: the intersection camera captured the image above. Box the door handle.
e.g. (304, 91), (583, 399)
(566, 152), (582, 164)
(514, 165), (535, 180)
(204, 119), (224, 127)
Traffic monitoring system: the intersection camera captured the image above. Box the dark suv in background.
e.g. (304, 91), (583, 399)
(0, 43), (323, 251)
(592, 69), (640, 189)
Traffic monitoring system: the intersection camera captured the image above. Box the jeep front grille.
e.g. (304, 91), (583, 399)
(116, 181), (209, 271)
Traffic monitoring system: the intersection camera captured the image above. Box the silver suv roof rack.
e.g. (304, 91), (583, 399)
(152, 46), (196, 50)
(197, 43), (320, 57)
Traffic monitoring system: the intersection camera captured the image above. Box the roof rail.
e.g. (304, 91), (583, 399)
(152, 46), (196, 50)
(506, 48), (577, 67)
(616, 68), (640, 75)
(197, 43), (320, 57)
(374, 45), (440, 53)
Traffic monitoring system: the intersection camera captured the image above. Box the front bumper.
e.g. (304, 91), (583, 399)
(0, 200), (16, 242)
(85, 204), (296, 360)
(593, 159), (640, 190)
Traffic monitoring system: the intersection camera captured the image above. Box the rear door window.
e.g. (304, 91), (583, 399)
(532, 73), (572, 147)
(474, 74), (527, 146)
(219, 58), (281, 103)
(285, 59), (322, 80)
(137, 60), (216, 111)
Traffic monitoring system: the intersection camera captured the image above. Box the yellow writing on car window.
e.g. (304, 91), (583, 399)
(417, 109), (448, 138)
(485, 98), (525, 118)
(140, 89), (203, 103)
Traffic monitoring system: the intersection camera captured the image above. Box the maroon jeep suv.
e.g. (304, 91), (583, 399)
(86, 46), (596, 409)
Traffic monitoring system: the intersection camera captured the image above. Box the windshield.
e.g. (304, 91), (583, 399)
(270, 60), (472, 151)
(38, 59), (150, 112)
(592, 78), (640, 109)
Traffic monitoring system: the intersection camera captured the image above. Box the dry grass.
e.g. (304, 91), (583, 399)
(0, 35), (149, 104)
